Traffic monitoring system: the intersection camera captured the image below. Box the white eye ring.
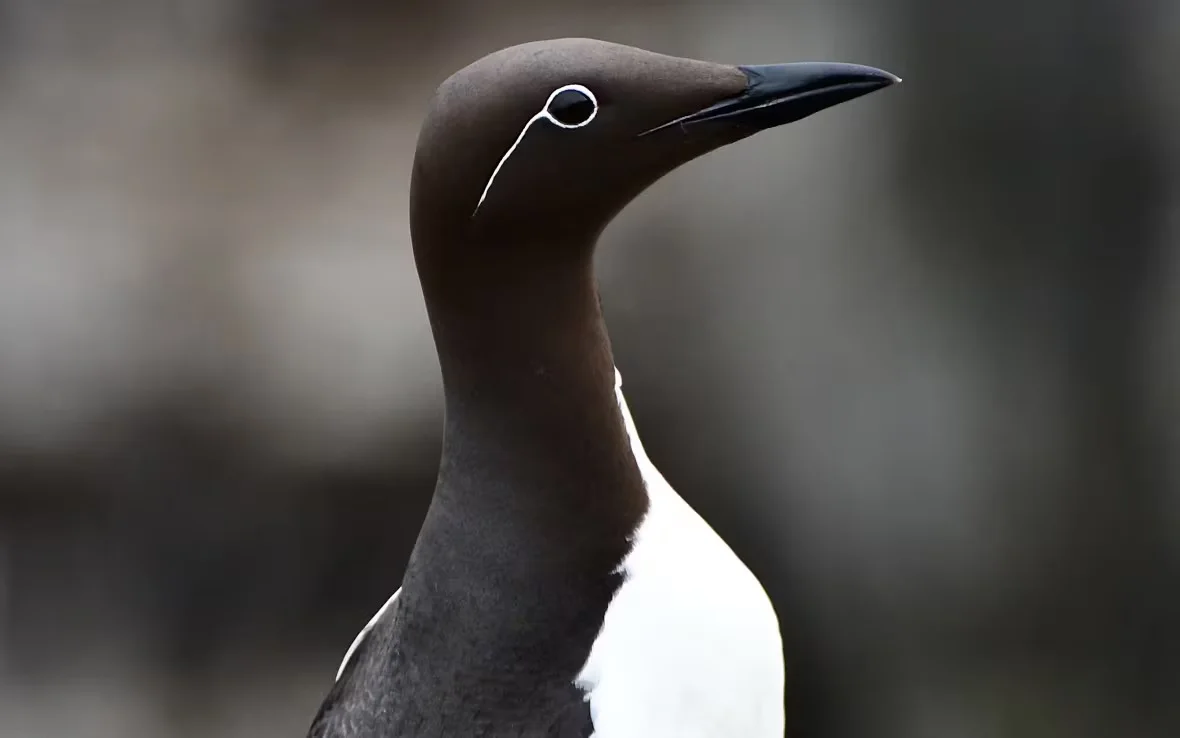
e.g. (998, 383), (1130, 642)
(474, 83), (599, 214)
(540, 84), (599, 129)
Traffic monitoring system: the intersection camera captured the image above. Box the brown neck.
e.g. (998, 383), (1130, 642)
(380, 238), (649, 723)
(423, 245), (609, 406)
(415, 240), (647, 553)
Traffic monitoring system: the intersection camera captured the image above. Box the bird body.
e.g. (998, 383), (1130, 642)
(313, 370), (781, 737)
(306, 37), (897, 738)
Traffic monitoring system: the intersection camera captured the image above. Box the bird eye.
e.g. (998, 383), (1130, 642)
(547, 87), (597, 127)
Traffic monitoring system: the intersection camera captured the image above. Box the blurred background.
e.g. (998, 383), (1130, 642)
(0, 1), (1177, 736)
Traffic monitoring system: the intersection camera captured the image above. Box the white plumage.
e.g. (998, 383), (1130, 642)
(336, 587), (400, 682)
(573, 369), (784, 737)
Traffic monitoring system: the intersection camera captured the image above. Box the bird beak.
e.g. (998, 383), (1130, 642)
(641, 62), (900, 136)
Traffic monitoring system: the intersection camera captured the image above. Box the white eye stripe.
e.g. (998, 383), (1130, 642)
(472, 110), (547, 216)
(474, 83), (598, 215)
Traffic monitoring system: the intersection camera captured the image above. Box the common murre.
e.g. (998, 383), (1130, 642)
(307, 38), (898, 738)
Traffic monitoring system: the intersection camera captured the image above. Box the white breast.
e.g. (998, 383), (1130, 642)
(573, 369), (785, 738)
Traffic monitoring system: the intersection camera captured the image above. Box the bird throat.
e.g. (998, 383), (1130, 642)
(416, 242), (649, 581)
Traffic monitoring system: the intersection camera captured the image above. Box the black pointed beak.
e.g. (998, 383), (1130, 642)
(643, 62), (900, 136)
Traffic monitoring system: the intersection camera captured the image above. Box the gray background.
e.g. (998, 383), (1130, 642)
(0, 1), (1177, 736)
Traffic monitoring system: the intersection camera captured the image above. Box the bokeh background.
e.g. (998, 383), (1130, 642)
(1, 1), (1178, 736)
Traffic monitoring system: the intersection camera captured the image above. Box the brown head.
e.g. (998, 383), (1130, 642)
(408, 38), (897, 394)
(410, 38), (898, 260)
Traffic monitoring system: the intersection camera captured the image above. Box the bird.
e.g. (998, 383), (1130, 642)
(306, 37), (898, 738)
